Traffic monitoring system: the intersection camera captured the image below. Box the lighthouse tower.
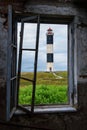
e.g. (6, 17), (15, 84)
(46, 28), (54, 72)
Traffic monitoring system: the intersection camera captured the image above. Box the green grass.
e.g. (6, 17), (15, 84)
(19, 71), (68, 105)
(19, 85), (68, 105)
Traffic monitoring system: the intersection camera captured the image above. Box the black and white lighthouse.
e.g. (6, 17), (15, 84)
(46, 28), (54, 72)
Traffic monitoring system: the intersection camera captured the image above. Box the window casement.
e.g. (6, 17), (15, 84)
(6, 5), (17, 121)
(5, 5), (78, 121)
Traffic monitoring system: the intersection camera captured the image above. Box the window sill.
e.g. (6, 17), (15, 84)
(34, 106), (77, 113)
(15, 105), (77, 115)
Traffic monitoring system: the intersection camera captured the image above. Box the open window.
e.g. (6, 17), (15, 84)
(6, 5), (78, 121)
(6, 5), (17, 121)
(17, 15), (40, 114)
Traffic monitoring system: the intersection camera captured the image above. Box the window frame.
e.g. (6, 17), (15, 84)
(7, 7), (78, 119)
(15, 15), (78, 114)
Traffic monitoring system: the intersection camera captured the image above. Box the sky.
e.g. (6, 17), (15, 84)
(17, 23), (67, 72)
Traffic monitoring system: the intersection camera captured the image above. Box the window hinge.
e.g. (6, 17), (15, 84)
(71, 87), (77, 104)
(71, 28), (74, 34)
(71, 91), (74, 100)
(72, 87), (77, 97)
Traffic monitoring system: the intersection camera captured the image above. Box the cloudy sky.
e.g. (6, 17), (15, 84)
(17, 23), (67, 72)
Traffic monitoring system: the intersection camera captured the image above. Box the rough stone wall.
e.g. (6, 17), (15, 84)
(0, 16), (8, 120)
(0, 0), (87, 130)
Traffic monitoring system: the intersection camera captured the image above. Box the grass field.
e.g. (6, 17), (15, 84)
(19, 71), (68, 105)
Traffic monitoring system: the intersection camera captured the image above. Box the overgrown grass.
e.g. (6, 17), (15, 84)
(20, 71), (68, 87)
(19, 85), (68, 105)
(19, 71), (68, 105)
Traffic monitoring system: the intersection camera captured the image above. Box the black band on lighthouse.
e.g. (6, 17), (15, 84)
(47, 35), (53, 44)
(47, 53), (53, 62)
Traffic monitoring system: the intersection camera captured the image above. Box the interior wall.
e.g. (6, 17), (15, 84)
(0, 16), (7, 120)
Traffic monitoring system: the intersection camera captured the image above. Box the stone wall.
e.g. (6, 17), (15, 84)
(0, 16), (7, 120)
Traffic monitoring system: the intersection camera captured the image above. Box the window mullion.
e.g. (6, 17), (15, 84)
(31, 15), (40, 113)
(73, 16), (78, 107)
(68, 21), (74, 106)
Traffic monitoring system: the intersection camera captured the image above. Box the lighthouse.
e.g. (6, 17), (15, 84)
(46, 28), (54, 72)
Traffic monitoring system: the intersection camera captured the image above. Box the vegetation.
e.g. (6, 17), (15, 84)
(19, 85), (68, 105)
(19, 71), (68, 105)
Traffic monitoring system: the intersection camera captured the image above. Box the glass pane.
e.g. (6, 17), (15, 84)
(21, 51), (35, 73)
(23, 23), (37, 49)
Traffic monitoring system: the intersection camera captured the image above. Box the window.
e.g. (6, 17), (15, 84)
(6, 5), (77, 121)
(17, 23), (68, 106)
(47, 35), (53, 44)
(47, 54), (53, 62)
